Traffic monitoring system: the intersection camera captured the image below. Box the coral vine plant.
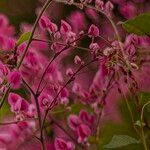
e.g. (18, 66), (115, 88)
(0, 0), (150, 149)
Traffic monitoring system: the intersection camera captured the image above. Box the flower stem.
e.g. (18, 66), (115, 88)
(36, 33), (88, 94)
(17, 0), (53, 69)
(140, 100), (150, 150)
(41, 58), (99, 136)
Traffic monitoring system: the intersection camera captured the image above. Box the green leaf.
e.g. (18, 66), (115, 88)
(0, 102), (11, 121)
(122, 12), (150, 36)
(16, 31), (31, 46)
(103, 135), (139, 149)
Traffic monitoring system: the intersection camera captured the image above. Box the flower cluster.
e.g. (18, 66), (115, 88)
(0, 0), (150, 149)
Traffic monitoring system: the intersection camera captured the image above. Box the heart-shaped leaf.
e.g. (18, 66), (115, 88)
(103, 135), (139, 149)
(122, 12), (150, 36)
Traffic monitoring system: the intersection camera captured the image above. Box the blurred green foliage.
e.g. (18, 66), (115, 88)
(88, 92), (150, 150)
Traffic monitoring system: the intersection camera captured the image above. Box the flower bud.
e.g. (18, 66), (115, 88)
(74, 55), (81, 64)
(88, 24), (99, 37)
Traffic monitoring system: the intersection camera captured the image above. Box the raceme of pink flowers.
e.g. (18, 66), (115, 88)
(0, 0), (150, 150)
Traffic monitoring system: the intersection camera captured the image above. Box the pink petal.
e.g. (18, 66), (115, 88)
(88, 24), (99, 37)
(68, 115), (81, 131)
(77, 124), (91, 143)
(60, 20), (72, 35)
(39, 16), (50, 30)
(8, 70), (22, 89)
(54, 138), (68, 150)
(0, 133), (12, 144)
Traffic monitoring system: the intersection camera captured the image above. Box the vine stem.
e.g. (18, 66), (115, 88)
(55, 0), (130, 69)
(33, 38), (91, 52)
(22, 78), (46, 149)
(117, 71), (140, 135)
(0, 1), (53, 149)
(36, 33), (88, 94)
(95, 70), (115, 139)
(50, 116), (84, 149)
(0, 117), (38, 126)
(23, 34), (94, 149)
(0, 0), (53, 110)
(54, 2), (145, 149)
(41, 58), (99, 136)
(33, 33), (113, 51)
(140, 100), (150, 150)
(17, 0), (53, 69)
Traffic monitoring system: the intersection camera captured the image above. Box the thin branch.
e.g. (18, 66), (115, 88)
(95, 70), (115, 138)
(0, 0), (53, 112)
(140, 100), (150, 150)
(55, 0), (130, 69)
(41, 58), (99, 136)
(17, 0), (53, 68)
(22, 78), (36, 97)
(36, 33), (88, 94)
(33, 38), (90, 52)
(50, 117), (84, 149)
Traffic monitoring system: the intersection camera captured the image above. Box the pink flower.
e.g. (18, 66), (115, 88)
(77, 124), (91, 143)
(0, 62), (10, 76)
(74, 55), (81, 65)
(27, 104), (36, 117)
(95, 0), (104, 10)
(47, 21), (58, 33)
(4, 37), (16, 50)
(119, 2), (137, 19)
(20, 99), (29, 112)
(8, 70), (22, 89)
(85, 8), (99, 22)
(111, 41), (123, 49)
(67, 11), (86, 33)
(80, 0), (92, 4)
(125, 34), (139, 46)
(0, 133), (12, 144)
(0, 14), (8, 27)
(79, 110), (95, 126)
(72, 82), (81, 94)
(125, 44), (136, 57)
(39, 93), (53, 108)
(54, 31), (61, 40)
(54, 138), (75, 150)
(60, 20), (72, 35)
(66, 0), (74, 5)
(60, 97), (69, 106)
(60, 87), (69, 98)
(79, 110), (89, 124)
(8, 93), (22, 112)
(89, 42), (100, 55)
(104, 1), (114, 17)
(51, 42), (65, 52)
(88, 24), (99, 37)
(39, 16), (50, 30)
(68, 115), (81, 131)
(39, 16), (57, 32)
(66, 68), (74, 76)
(8, 93), (29, 113)
(65, 31), (76, 44)
(0, 14), (14, 36)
